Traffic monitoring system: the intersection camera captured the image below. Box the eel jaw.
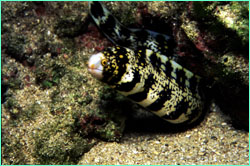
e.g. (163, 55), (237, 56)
(88, 52), (104, 80)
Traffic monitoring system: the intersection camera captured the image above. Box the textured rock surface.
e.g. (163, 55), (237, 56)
(1, 1), (248, 164)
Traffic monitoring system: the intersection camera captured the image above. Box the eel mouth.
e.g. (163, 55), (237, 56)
(88, 67), (103, 80)
(88, 53), (104, 80)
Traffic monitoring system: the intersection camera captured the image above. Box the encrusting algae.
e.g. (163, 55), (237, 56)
(1, 1), (248, 165)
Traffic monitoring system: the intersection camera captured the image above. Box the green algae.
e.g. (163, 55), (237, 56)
(54, 15), (87, 38)
(4, 33), (27, 60)
(215, 2), (249, 46)
(190, 1), (249, 54)
(2, 132), (27, 164)
(1, 1), (249, 164)
(32, 111), (95, 165)
(2, 1), (127, 164)
(21, 103), (42, 121)
(35, 58), (66, 89)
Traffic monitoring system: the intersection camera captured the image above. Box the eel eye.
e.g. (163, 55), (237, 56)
(101, 59), (108, 66)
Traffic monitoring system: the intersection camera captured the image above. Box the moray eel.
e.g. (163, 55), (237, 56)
(88, 1), (206, 124)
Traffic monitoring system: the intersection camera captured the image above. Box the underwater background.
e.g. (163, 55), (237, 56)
(1, 1), (249, 164)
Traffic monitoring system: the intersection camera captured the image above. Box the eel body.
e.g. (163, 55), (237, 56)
(88, 1), (206, 124)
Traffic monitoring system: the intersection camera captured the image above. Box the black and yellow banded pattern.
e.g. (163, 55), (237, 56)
(89, 1), (176, 57)
(88, 1), (206, 124)
(95, 47), (204, 124)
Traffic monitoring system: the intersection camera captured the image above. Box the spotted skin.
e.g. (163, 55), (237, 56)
(88, 2), (206, 124)
(89, 1), (176, 57)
